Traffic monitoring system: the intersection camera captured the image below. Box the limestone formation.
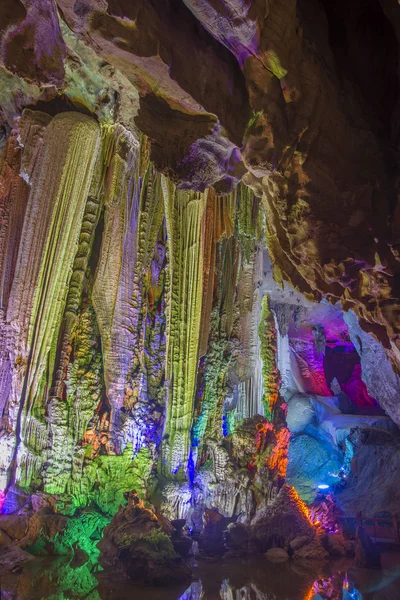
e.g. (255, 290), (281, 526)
(0, 0), (400, 587)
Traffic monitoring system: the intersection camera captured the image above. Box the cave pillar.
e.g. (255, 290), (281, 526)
(259, 294), (290, 495)
(161, 177), (206, 476)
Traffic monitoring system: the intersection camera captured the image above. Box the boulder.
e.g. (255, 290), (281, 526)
(286, 394), (315, 433)
(265, 547), (289, 562)
(249, 485), (316, 553)
(286, 434), (343, 503)
(293, 537), (329, 561)
(289, 535), (311, 553)
(321, 531), (354, 557)
(226, 485), (317, 556)
(98, 492), (191, 585)
(225, 522), (250, 552)
(171, 518), (193, 558)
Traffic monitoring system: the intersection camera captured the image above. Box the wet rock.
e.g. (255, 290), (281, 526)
(225, 485), (318, 557)
(265, 547), (289, 562)
(344, 310), (400, 427)
(16, 513), (69, 550)
(171, 518), (193, 558)
(98, 493), (191, 585)
(321, 531), (354, 558)
(0, 516), (29, 541)
(70, 542), (90, 568)
(171, 518), (187, 533)
(0, 545), (34, 574)
(293, 537), (329, 561)
(225, 522), (249, 552)
(0, 529), (12, 547)
(1, 486), (30, 515)
(172, 535), (193, 559)
(337, 436), (400, 516)
(31, 493), (57, 513)
(289, 535), (310, 553)
(355, 526), (381, 568)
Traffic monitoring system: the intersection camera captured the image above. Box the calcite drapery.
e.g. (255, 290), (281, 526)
(91, 126), (141, 433)
(0, 134), (30, 430)
(162, 178), (206, 475)
(4, 111), (100, 491)
(93, 138), (166, 453)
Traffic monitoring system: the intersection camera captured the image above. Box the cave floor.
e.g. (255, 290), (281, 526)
(2, 554), (400, 599)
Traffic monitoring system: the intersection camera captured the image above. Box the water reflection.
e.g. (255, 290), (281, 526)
(1, 555), (400, 599)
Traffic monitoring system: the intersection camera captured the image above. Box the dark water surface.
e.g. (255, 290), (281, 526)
(1, 553), (400, 599)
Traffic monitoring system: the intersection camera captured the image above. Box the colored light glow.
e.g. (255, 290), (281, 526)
(287, 486), (313, 525)
(303, 584), (316, 600)
(0, 490), (6, 514)
(318, 484), (330, 490)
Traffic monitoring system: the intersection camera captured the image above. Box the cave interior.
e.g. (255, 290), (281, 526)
(0, 0), (400, 590)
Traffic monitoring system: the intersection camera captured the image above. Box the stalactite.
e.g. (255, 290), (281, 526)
(92, 126), (142, 420)
(50, 126), (113, 401)
(0, 137), (30, 453)
(199, 190), (234, 358)
(234, 249), (265, 422)
(17, 110), (53, 187)
(192, 235), (240, 448)
(92, 129), (166, 456)
(116, 163), (166, 454)
(0, 112), (51, 444)
(0, 111), (295, 526)
(199, 189), (217, 359)
(0, 135), (29, 311)
(92, 126), (138, 370)
(162, 177), (206, 475)
(195, 226), (259, 442)
(237, 248), (263, 379)
(192, 308), (230, 447)
(5, 111), (101, 491)
(237, 183), (264, 263)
